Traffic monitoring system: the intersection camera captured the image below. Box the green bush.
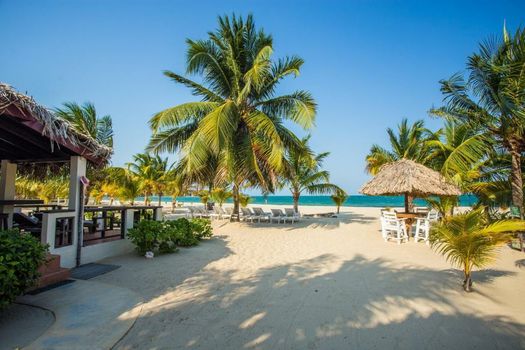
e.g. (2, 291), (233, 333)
(128, 217), (214, 255)
(190, 218), (213, 239)
(127, 220), (163, 255)
(165, 218), (199, 247)
(0, 229), (48, 309)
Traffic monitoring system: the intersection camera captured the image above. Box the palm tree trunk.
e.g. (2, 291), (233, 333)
(509, 140), (523, 218)
(232, 184), (240, 222)
(337, 205), (340, 214)
(293, 190), (300, 213)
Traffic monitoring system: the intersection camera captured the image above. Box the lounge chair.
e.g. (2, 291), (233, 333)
(270, 209), (285, 223)
(252, 207), (270, 222)
(240, 207), (256, 222)
(284, 208), (300, 223)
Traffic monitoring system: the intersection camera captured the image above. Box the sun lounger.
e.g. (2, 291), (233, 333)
(270, 209), (285, 223)
(284, 208), (300, 223)
(252, 207), (271, 222)
(240, 207), (256, 222)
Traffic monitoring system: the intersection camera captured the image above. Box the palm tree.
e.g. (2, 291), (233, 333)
(118, 172), (142, 205)
(331, 190), (348, 214)
(127, 153), (170, 206)
(239, 193), (252, 208)
(147, 14), (316, 220)
(431, 208), (523, 291)
(434, 26), (525, 216)
(211, 188), (232, 207)
(365, 118), (430, 175)
(283, 136), (342, 213)
(54, 102), (113, 147)
(423, 119), (492, 217)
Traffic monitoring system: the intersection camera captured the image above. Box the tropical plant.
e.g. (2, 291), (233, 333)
(127, 153), (171, 205)
(430, 208), (524, 291)
(239, 193), (252, 207)
(54, 102), (113, 147)
(433, 26), (525, 216)
(282, 136), (342, 213)
(331, 190), (348, 214)
(196, 190), (210, 207)
(0, 229), (48, 309)
(365, 118), (430, 175)
(211, 188), (232, 207)
(189, 218), (213, 239)
(147, 14), (316, 220)
(118, 171), (142, 205)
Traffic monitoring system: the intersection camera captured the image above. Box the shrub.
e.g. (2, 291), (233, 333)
(127, 220), (163, 255)
(166, 218), (199, 247)
(0, 229), (48, 309)
(190, 218), (213, 239)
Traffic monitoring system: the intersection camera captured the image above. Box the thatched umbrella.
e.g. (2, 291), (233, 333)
(359, 159), (461, 212)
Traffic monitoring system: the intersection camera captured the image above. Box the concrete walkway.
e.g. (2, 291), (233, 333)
(18, 279), (142, 350)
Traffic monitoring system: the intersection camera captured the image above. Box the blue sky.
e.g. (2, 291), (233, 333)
(1, 0), (524, 194)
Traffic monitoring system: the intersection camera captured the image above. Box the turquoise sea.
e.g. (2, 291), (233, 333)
(143, 194), (478, 207)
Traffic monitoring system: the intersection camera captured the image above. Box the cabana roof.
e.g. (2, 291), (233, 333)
(360, 159), (461, 197)
(0, 83), (112, 166)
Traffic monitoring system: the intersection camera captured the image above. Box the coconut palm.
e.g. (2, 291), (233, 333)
(239, 193), (252, 208)
(211, 188), (232, 207)
(196, 190), (210, 207)
(118, 172), (142, 205)
(282, 136), (342, 213)
(430, 208), (524, 291)
(331, 190), (348, 214)
(54, 102), (113, 147)
(365, 119), (430, 175)
(434, 26), (525, 216)
(147, 14), (316, 220)
(127, 153), (170, 205)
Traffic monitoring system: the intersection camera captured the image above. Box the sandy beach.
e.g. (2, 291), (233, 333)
(90, 206), (525, 349)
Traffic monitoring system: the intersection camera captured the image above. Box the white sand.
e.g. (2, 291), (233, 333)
(95, 206), (525, 349)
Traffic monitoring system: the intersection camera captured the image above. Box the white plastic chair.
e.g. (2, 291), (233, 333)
(284, 208), (300, 223)
(380, 212), (409, 244)
(427, 210), (439, 222)
(252, 207), (270, 222)
(414, 218), (430, 245)
(270, 209), (285, 223)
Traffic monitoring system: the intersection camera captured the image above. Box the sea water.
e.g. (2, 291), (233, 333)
(140, 194), (478, 207)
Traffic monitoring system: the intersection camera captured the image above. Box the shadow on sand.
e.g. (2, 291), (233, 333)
(107, 245), (523, 350)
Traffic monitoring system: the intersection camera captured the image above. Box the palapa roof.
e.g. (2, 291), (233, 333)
(359, 159), (461, 197)
(0, 83), (112, 165)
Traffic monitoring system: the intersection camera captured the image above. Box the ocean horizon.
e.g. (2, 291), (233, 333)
(139, 194), (478, 208)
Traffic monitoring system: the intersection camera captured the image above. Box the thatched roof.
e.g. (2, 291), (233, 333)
(0, 83), (112, 165)
(359, 159), (461, 197)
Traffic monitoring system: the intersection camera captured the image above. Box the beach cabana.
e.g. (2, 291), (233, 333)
(0, 84), (161, 274)
(359, 159), (461, 212)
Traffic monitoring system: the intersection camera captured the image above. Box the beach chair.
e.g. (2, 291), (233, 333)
(210, 206), (223, 220)
(195, 206), (210, 218)
(427, 210), (439, 222)
(414, 217), (430, 245)
(380, 211), (408, 244)
(186, 206), (196, 218)
(239, 207), (252, 222)
(284, 208), (300, 223)
(270, 209), (285, 223)
(252, 207), (271, 222)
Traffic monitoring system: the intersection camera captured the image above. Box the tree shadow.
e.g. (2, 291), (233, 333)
(515, 259), (525, 269)
(110, 253), (523, 349)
